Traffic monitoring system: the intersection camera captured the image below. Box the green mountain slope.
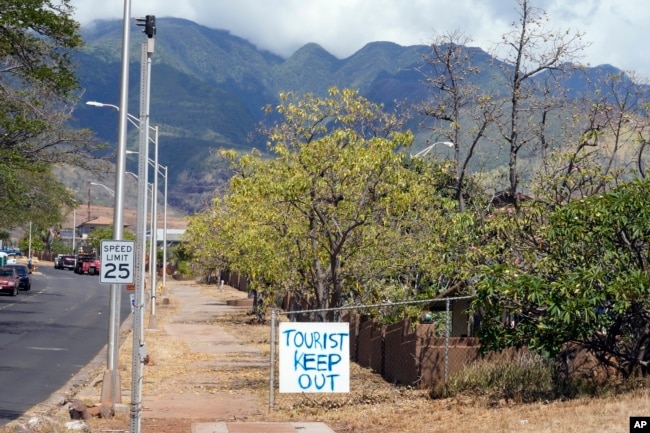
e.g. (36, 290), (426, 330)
(71, 17), (637, 214)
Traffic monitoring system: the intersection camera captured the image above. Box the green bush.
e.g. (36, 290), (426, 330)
(175, 260), (192, 276)
(430, 353), (562, 404)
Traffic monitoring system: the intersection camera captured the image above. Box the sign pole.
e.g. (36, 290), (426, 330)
(101, 0), (130, 408)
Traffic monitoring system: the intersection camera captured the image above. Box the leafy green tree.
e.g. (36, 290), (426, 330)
(48, 238), (71, 255)
(474, 178), (650, 378)
(0, 230), (10, 245)
(183, 207), (229, 282)
(86, 226), (136, 252)
(0, 0), (104, 229)
(195, 88), (461, 318)
(18, 236), (45, 255)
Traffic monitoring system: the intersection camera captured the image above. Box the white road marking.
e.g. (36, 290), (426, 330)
(27, 347), (69, 351)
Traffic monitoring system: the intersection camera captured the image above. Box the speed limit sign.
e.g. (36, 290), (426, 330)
(100, 240), (135, 284)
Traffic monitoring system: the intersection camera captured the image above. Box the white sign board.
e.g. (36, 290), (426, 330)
(279, 322), (350, 393)
(100, 240), (135, 284)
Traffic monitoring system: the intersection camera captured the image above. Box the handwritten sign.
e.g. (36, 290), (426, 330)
(279, 322), (350, 393)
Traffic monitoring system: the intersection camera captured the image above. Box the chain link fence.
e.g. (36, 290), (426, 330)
(268, 296), (477, 410)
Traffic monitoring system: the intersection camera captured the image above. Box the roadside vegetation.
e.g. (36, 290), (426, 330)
(184, 0), (650, 399)
(0, 1), (106, 234)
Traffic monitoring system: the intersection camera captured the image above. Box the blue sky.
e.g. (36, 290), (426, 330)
(70, 0), (650, 78)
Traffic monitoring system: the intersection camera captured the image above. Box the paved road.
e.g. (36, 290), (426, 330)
(0, 263), (131, 426)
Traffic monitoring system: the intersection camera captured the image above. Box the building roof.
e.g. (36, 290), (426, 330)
(148, 229), (186, 243)
(76, 216), (115, 228)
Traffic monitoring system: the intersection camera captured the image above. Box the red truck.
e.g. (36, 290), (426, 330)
(74, 245), (101, 275)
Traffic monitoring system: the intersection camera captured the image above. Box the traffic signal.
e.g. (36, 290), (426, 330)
(135, 15), (156, 38)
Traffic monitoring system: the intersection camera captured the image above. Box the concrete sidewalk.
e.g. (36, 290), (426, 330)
(81, 281), (335, 433)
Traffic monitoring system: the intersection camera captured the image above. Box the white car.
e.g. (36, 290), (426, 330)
(0, 252), (17, 265)
(54, 254), (65, 269)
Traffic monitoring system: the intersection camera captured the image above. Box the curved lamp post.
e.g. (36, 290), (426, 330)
(90, 182), (115, 197)
(127, 152), (168, 297)
(82, 0), (131, 410)
(412, 141), (454, 158)
(126, 169), (160, 328)
(88, 101), (161, 327)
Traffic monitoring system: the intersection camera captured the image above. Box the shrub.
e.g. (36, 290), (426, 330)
(175, 261), (192, 276)
(430, 353), (562, 404)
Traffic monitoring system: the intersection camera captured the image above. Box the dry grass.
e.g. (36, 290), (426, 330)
(8, 281), (650, 433)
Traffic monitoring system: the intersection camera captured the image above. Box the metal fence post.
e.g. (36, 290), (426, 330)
(445, 297), (451, 384)
(266, 296), (474, 408)
(269, 308), (277, 412)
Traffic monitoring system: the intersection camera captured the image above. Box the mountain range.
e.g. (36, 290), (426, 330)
(70, 17), (632, 214)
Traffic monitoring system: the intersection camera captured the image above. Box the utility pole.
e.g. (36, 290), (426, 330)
(87, 181), (91, 222)
(130, 13), (155, 433)
(148, 126), (159, 330)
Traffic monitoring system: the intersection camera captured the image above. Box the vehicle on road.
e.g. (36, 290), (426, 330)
(0, 267), (18, 296)
(60, 255), (76, 270)
(74, 245), (100, 275)
(5, 253), (17, 265)
(53, 254), (72, 269)
(0, 247), (21, 256)
(5, 264), (30, 291)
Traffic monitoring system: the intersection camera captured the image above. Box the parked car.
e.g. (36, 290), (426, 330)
(54, 254), (65, 269)
(0, 247), (22, 256)
(0, 266), (18, 296)
(6, 264), (30, 291)
(61, 255), (76, 270)
(0, 247), (21, 256)
(6, 253), (17, 264)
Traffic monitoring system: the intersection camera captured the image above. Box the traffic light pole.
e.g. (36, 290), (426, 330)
(130, 16), (155, 433)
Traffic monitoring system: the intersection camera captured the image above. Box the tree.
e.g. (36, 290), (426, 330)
(474, 178), (650, 378)
(418, 30), (499, 212)
(492, 0), (587, 210)
(183, 205), (230, 282)
(86, 226), (136, 252)
(531, 70), (650, 207)
(0, 0), (104, 229)
(194, 88), (454, 319)
(48, 237), (70, 255)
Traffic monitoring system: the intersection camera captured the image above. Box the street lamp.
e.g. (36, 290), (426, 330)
(28, 221), (32, 266)
(126, 171), (154, 276)
(84, 0), (132, 410)
(90, 182), (116, 197)
(126, 151), (169, 304)
(87, 101), (142, 129)
(87, 177), (122, 404)
(86, 101), (147, 408)
(412, 141), (454, 158)
(127, 158), (163, 329)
